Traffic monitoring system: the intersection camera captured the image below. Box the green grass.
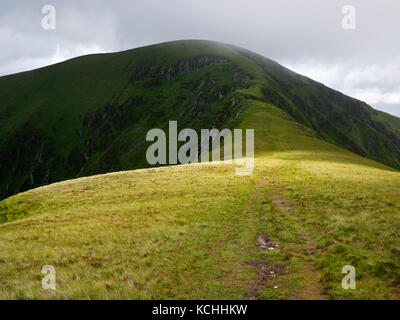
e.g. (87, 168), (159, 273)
(0, 163), (259, 299)
(0, 101), (399, 299)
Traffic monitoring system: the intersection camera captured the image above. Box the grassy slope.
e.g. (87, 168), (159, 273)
(1, 101), (399, 299)
(238, 47), (400, 169)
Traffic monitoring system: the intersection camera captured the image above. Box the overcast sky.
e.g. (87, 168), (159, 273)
(1, 0), (399, 116)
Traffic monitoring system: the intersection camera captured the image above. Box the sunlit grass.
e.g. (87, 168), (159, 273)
(0, 163), (261, 299)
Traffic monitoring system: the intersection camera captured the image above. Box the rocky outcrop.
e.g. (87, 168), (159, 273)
(0, 123), (53, 199)
(131, 55), (229, 82)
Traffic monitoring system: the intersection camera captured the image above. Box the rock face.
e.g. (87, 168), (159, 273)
(76, 56), (251, 177)
(0, 123), (53, 196)
(132, 56), (229, 81)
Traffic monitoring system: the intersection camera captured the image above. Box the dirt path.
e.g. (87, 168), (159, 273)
(246, 171), (327, 300)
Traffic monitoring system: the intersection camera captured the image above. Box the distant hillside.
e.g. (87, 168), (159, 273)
(0, 40), (399, 200)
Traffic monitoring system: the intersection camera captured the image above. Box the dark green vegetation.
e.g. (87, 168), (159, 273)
(0, 40), (399, 200)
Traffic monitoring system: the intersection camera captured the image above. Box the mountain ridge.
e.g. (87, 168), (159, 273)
(0, 39), (399, 200)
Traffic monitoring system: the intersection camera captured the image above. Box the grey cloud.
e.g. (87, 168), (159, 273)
(0, 0), (399, 116)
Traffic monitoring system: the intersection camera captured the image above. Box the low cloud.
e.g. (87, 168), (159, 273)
(344, 87), (400, 105)
(286, 57), (400, 115)
(0, 0), (399, 116)
(0, 43), (107, 75)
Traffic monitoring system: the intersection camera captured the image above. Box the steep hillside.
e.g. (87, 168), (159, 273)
(0, 40), (399, 200)
(0, 101), (399, 299)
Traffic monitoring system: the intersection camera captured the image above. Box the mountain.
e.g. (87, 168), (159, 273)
(0, 40), (400, 299)
(0, 40), (399, 201)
